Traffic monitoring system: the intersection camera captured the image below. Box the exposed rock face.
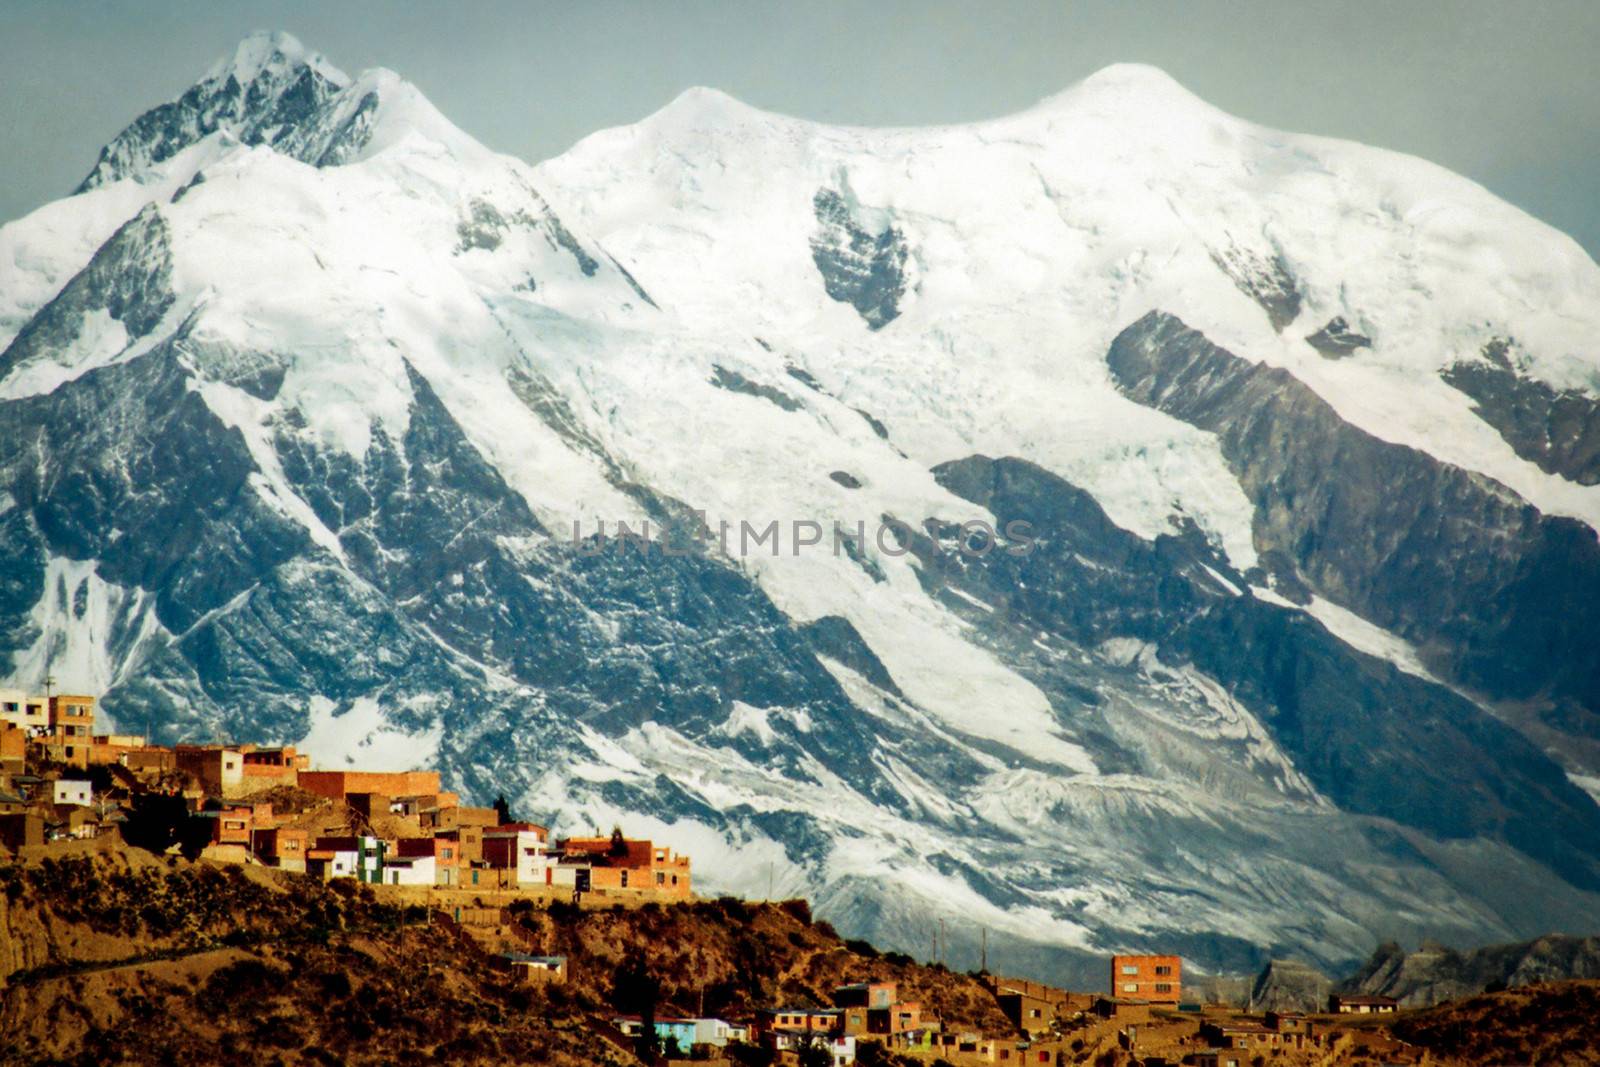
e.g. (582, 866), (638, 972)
(810, 187), (909, 329)
(1341, 935), (1600, 1008)
(77, 32), (348, 191)
(1444, 339), (1600, 486)
(1209, 242), (1302, 331)
(1249, 958), (1333, 1013)
(1305, 315), (1372, 358)
(1107, 311), (1600, 713)
(0, 206), (174, 379)
(709, 365), (803, 411)
(919, 454), (1600, 889)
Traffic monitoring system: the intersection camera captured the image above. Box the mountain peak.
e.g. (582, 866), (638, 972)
(73, 32), (478, 192)
(1034, 62), (1217, 119)
(200, 30), (349, 91)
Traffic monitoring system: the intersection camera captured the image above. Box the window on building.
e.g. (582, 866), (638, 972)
(621, 870), (628, 887)
(1155, 965), (1172, 975)
(1155, 983), (1172, 993)
(1123, 983), (1138, 993)
(656, 871), (665, 885)
(1121, 965), (1139, 975)
(443, 848), (453, 859)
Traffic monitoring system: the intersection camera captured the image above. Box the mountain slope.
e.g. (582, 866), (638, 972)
(3, 33), (1600, 984)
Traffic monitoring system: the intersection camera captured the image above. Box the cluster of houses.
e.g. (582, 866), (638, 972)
(0, 690), (690, 899)
(604, 956), (1406, 1066)
(613, 980), (926, 1065)
(5, 689), (1412, 1066)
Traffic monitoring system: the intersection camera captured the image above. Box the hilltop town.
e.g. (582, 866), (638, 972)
(3, 689), (1596, 1066)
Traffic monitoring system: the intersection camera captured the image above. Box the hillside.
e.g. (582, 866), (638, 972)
(0, 841), (1001, 1065)
(1390, 980), (1600, 1065)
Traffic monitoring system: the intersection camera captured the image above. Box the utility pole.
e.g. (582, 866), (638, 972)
(939, 918), (946, 967)
(981, 926), (988, 974)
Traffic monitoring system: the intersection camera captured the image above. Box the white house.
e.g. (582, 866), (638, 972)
(311, 835), (385, 882)
(52, 779), (92, 806)
(382, 854), (437, 885)
(0, 690), (49, 734)
(691, 1018), (734, 1047)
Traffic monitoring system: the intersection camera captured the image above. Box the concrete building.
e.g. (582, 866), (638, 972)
(239, 745), (308, 790)
(175, 746), (244, 796)
(87, 734), (149, 766)
(0, 723), (26, 774)
(1265, 1011), (1314, 1047)
(1199, 1020), (1282, 1051)
(251, 826), (309, 872)
(52, 779), (92, 807)
(500, 952), (567, 984)
(394, 835), (459, 885)
(1110, 954), (1182, 1003)
(298, 769), (441, 801)
(381, 853), (437, 885)
(0, 691), (48, 734)
(484, 823), (551, 885)
(40, 695), (95, 769)
(555, 835), (691, 897)
(307, 834), (386, 882)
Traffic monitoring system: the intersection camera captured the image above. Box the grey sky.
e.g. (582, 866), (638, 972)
(2, 0), (1597, 262)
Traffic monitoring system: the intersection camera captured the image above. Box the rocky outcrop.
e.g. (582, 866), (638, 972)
(1249, 958), (1333, 1012)
(1443, 339), (1600, 486)
(0, 205), (174, 380)
(922, 454), (1600, 890)
(1305, 315), (1372, 358)
(811, 187), (909, 329)
(77, 33), (348, 191)
(1209, 242), (1302, 331)
(1107, 311), (1600, 714)
(1341, 935), (1600, 1008)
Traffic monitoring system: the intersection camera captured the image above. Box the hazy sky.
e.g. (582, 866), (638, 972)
(2, 0), (1597, 260)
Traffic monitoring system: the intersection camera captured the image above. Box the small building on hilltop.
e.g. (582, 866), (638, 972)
(499, 952), (567, 984)
(1327, 993), (1398, 1014)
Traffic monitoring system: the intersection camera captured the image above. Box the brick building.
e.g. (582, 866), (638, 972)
(555, 835), (691, 898)
(40, 695), (96, 769)
(1110, 954), (1181, 1003)
(298, 770), (442, 801)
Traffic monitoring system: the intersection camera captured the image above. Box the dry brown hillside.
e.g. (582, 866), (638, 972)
(0, 841), (1000, 1065)
(1389, 979), (1600, 1065)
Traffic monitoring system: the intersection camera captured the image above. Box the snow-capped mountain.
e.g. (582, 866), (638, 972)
(5, 31), (1600, 983)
